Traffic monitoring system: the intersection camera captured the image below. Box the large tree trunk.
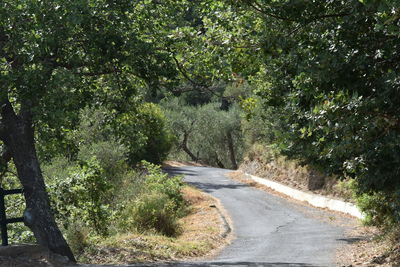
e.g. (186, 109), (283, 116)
(0, 101), (75, 262)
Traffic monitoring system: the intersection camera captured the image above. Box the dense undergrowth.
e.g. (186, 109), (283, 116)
(1, 106), (186, 260)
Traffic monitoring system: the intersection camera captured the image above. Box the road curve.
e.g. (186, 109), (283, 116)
(88, 166), (353, 267)
(163, 166), (350, 267)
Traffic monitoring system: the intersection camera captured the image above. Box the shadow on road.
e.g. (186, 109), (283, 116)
(104, 262), (317, 267)
(187, 181), (249, 193)
(163, 167), (250, 193)
(163, 167), (200, 177)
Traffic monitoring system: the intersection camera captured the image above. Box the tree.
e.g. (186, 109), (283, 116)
(237, 0), (400, 209)
(0, 0), (177, 260)
(162, 97), (244, 169)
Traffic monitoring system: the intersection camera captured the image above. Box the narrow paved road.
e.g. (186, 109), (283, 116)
(89, 166), (354, 267)
(162, 166), (351, 267)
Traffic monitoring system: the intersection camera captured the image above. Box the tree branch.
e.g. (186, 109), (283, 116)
(247, 1), (352, 23)
(72, 70), (118, 77)
(171, 55), (203, 87)
(171, 54), (223, 98)
(181, 130), (199, 162)
(248, 2), (297, 22)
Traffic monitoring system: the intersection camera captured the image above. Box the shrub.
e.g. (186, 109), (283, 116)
(4, 104), (183, 249)
(141, 161), (184, 208)
(116, 103), (174, 165)
(45, 157), (112, 236)
(118, 162), (186, 237)
(77, 140), (129, 184)
(355, 190), (400, 228)
(123, 192), (182, 237)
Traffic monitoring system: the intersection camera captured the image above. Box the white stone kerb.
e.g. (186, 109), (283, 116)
(248, 174), (364, 219)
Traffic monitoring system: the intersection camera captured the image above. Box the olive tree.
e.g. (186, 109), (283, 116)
(163, 98), (244, 169)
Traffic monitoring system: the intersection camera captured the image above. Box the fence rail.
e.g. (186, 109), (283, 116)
(0, 187), (24, 246)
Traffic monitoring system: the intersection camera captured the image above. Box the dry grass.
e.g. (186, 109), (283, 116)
(79, 185), (231, 265)
(227, 170), (304, 204)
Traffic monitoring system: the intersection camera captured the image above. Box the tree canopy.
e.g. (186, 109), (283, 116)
(1, 0), (400, 260)
(0, 0), (181, 260)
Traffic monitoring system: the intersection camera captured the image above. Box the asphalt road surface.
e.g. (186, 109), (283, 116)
(162, 166), (352, 267)
(90, 166), (354, 267)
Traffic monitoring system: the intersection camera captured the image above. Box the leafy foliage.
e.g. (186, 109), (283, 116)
(162, 97), (244, 169)
(46, 157), (112, 236)
(120, 162), (185, 237)
(0, 0), (178, 130)
(1, 103), (184, 254)
(0, 164), (35, 243)
(1, 0), (399, 254)
(236, 0), (400, 226)
(116, 103), (174, 165)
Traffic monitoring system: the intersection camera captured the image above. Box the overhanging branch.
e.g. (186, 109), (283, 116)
(171, 54), (222, 98)
(247, 1), (352, 23)
(248, 2), (297, 22)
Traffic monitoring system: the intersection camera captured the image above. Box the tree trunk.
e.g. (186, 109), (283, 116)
(227, 131), (238, 170)
(181, 131), (199, 162)
(214, 152), (225, 169)
(0, 101), (75, 262)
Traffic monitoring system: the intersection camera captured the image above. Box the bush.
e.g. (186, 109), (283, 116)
(355, 190), (400, 228)
(141, 161), (184, 208)
(118, 162), (185, 237)
(44, 157), (112, 236)
(67, 104), (173, 166)
(77, 140), (129, 185)
(3, 104), (183, 251)
(123, 192), (182, 237)
(116, 103), (174, 165)
(39, 105), (183, 249)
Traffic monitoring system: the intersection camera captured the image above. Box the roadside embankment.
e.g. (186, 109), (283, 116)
(0, 185), (232, 266)
(78, 185), (232, 265)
